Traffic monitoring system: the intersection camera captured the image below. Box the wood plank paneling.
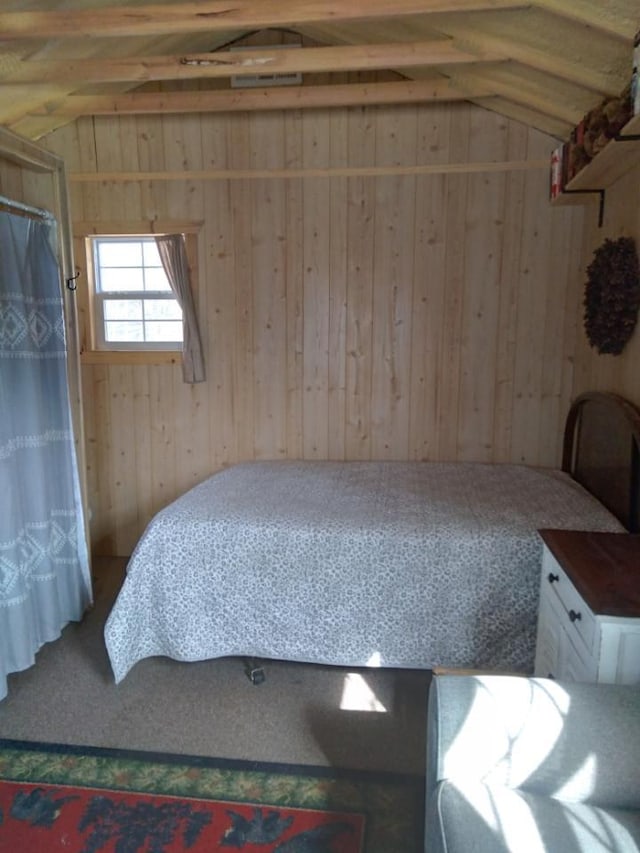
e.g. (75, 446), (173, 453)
(457, 108), (508, 461)
(88, 364), (115, 554)
(109, 364), (139, 555)
(230, 128), (256, 463)
(148, 364), (177, 517)
(370, 105), (417, 459)
(437, 105), (470, 461)
(302, 109), (331, 459)
(327, 103), (349, 460)
(409, 105), (450, 462)
(201, 112), (233, 470)
(509, 162), (549, 463)
(284, 112), (305, 460)
(344, 106), (376, 460)
(41, 100), (589, 555)
(571, 160), (640, 408)
(132, 366), (154, 536)
(492, 119), (527, 462)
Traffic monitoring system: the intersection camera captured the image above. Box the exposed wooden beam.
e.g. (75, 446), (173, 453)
(472, 97), (573, 139)
(430, 24), (627, 96)
(68, 160), (548, 183)
(30, 78), (497, 118)
(8, 41), (499, 85)
(451, 70), (587, 126)
(0, 123), (62, 173)
(7, 114), (79, 143)
(0, 83), (71, 127)
(0, 0), (529, 40)
(534, 0), (636, 41)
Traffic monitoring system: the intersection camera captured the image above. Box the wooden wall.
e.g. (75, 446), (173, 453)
(571, 160), (640, 405)
(42, 101), (586, 556)
(0, 147), (57, 215)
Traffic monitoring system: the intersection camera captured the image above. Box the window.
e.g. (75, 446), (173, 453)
(91, 236), (183, 350)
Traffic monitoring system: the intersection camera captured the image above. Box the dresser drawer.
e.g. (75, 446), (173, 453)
(535, 588), (562, 678)
(542, 551), (597, 655)
(537, 531), (640, 686)
(537, 578), (599, 682)
(561, 622), (599, 683)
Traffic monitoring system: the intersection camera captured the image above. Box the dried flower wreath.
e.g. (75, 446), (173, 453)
(583, 235), (640, 355)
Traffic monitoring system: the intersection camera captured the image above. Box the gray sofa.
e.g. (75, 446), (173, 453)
(426, 674), (640, 852)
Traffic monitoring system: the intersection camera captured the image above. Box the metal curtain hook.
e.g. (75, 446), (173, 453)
(66, 268), (80, 291)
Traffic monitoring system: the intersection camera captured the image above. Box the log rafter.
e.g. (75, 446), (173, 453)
(535, 0), (637, 40)
(0, 0), (632, 43)
(5, 41), (501, 85)
(0, 0), (529, 40)
(30, 78), (497, 117)
(0, 0), (632, 141)
(439, 28), (626, 97)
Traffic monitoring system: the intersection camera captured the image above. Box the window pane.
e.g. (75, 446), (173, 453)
(144, 299), (182, 320)
(143, 241), (163, 266)
(144, 267), (172, 292)
(98, 241), (142, 267)
(105, 321), (144, 342)
(145, 321), (183, 342)
(99, 268), (144, 293)
(91, 235), (190, 350)
(104, 299), (143, 320)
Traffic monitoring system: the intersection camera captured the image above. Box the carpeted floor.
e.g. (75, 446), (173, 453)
(0, 558), (430, 776)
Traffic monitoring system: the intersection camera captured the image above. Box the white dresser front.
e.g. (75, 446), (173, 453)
(535, 531), (640, 685)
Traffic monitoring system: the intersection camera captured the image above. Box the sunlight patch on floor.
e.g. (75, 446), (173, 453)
(340, 672), (388, 713)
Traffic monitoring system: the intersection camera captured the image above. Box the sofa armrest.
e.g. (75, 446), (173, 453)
(427, 674), (640, 809)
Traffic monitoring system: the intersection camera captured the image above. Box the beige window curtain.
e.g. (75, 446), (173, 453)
(155, 234), (205, 384)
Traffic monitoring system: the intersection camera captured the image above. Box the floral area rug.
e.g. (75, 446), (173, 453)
(0, 739), (424, 852)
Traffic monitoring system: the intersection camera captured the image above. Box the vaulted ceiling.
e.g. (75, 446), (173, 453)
(0, 0), (636, 142)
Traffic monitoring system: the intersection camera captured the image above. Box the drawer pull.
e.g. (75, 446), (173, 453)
(547, 573), (559, 584)
(569, 609), (582, 623)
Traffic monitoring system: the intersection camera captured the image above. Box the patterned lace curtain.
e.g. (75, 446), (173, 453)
(0, 207), (92, 701)
(155, 234), (205, 384)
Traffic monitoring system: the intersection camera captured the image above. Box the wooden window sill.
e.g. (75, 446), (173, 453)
(80, 350), (182, 366)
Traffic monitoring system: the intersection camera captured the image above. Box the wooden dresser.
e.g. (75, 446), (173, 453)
(535, 529), (640, 684)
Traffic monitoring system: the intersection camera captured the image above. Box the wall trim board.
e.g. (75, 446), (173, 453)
(73, 219), (204, 234)
(81, 350), (181, 365)
(69, 159), (548, 183)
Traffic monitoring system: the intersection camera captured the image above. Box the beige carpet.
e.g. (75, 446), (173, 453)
(0, 558), (429, 775)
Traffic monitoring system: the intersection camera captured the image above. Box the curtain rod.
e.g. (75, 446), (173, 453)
(0, 194), (53, 222)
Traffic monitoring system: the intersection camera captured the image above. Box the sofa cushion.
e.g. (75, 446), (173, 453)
(428, 780), (640, 853)
(427, 675), (640, 809)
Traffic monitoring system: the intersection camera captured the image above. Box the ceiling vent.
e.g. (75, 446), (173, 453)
(229, 43), (302, 89)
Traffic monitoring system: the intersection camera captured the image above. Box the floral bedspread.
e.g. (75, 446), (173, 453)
(104, 461), (622, 683)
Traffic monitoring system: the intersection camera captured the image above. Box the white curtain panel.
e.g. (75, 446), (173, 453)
(0, 209), (92, 701)
(155, 233), (205, 383)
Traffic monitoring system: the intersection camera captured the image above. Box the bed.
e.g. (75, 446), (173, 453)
(104, 392), (640, 683)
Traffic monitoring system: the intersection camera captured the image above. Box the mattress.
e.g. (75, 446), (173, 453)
(104, 460), (623, 682)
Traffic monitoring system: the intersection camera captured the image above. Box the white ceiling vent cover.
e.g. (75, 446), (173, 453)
(230, 43), (302, 89)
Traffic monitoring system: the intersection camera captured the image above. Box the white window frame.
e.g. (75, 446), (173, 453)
(90, 235), (183, 352)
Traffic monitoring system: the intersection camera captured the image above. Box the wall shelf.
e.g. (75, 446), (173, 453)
(551, 113), (640, 224)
